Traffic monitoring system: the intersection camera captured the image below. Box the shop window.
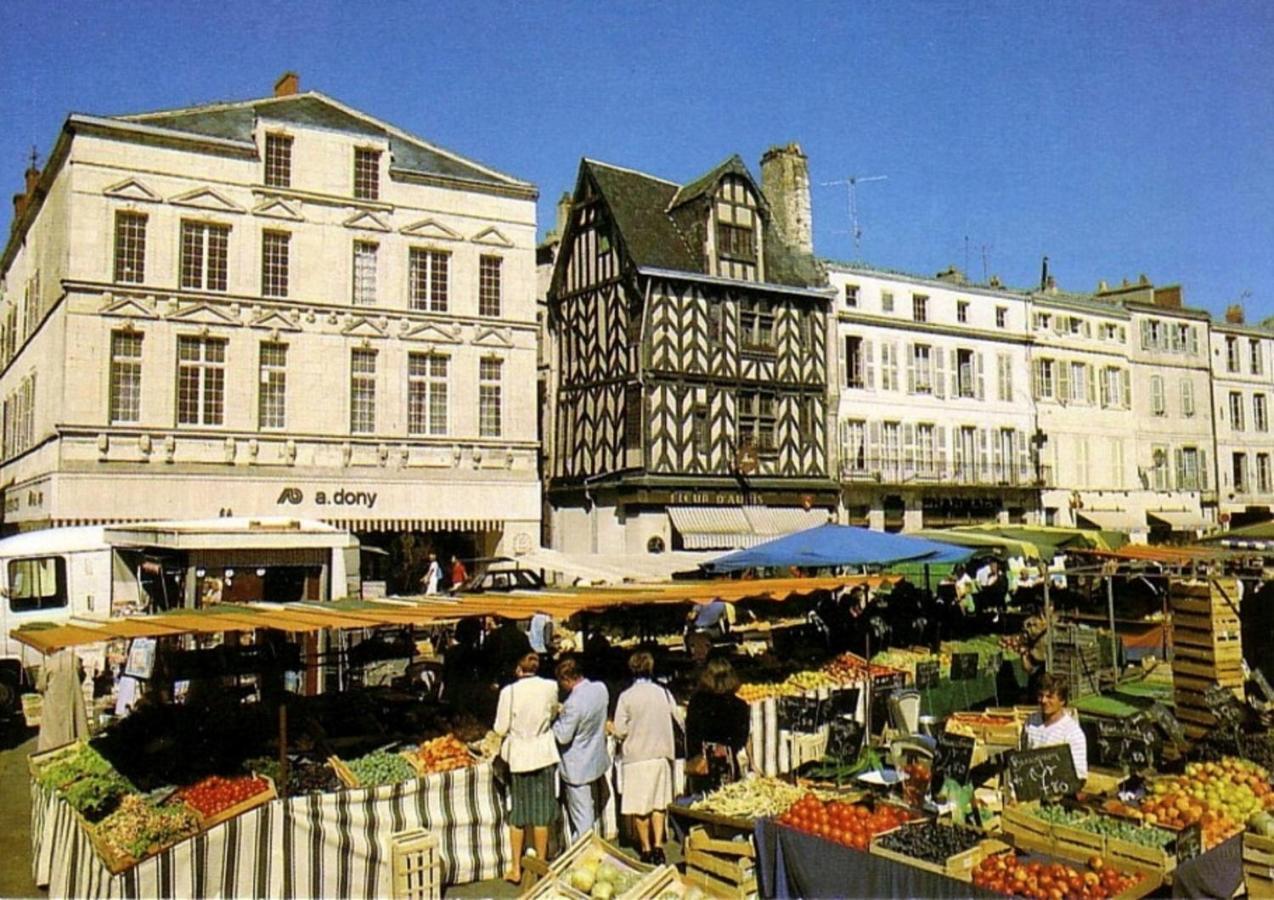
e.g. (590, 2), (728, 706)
(8, 556), (66, 613)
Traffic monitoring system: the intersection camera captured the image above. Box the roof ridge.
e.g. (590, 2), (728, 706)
(116, 92), (303, 121)
(584, 158), (680, 186)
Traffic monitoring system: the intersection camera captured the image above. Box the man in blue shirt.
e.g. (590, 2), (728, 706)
(552, 657), (611, 837)
(687, 597), (729, 638)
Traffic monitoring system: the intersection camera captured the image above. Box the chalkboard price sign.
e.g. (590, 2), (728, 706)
(1175, 822), (1203, 862)
(915, 660), (940, 689)
(950, 652), (980, 681)
(1203, 684), (1245, 731)
(827, 715), (864, 763)
(1005, 745), (1082, 802)
(987, 650), (1004, 675)
(830, 687), (861, 718)
(778, 696), (823, 733)
(1145, 701), (1186, 746)
(930, 730), (976, 799)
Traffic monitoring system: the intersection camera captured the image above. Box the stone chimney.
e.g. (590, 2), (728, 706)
(760, 143), (813, 256)
(935, 266), (965, 284)
(1153, 285), (1182, 309)
(1226, 304), (1245, 324)
(24, 165), (39, 195)
(11, 163), (39, 232)
(274, 71), (299, 97)
(555, 192), (572, 239)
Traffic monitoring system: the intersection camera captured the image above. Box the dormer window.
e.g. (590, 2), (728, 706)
(354, 148), (380, 201)
(714, 175), (759, 282)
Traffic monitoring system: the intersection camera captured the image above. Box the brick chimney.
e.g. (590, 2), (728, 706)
(760, 143), (813, 256)
(23, 165), (39, 195)
(555, 192), (572, 238)
(274, 71), (299, 97)
(1226, 304), (1245, 324)
(11, 163), (39, 232)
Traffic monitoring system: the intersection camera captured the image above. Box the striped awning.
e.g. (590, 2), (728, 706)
(318, 518), (504, 532)
(667, 505), (829, 550)
(1147, 510), (1209, 532)
(1077, 509), (1147, 532)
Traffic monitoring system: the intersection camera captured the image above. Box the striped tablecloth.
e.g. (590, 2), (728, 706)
(31, 761), (510, 899)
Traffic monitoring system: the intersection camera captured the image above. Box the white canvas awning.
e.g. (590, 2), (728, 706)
(513, 547), (717, 585)
(1077, 509), (1147, 532)
(1147, 510), (1210, 531)
(668, 505), (829, 550)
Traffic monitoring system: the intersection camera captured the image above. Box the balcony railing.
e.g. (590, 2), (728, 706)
(839, 457), (1043, 487)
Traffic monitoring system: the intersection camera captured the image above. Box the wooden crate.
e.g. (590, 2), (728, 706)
(683, 865), (758, 900)
(1171, 658), (1243, 683)
(27, 738), (88, 782)
(1243, 831), (1274, 879)
(328, 755), (359, 788)
(1107, 835), (1176, 876)
(1001, 803), (1050, 841)
(1173, 612), (1241, 634)
(390, 828), (441, 900)
(1051, 820), (1107, 862)
(686, 849), (755, 885)
(686, 826), (756, 859)
(869, 827), (984, 882)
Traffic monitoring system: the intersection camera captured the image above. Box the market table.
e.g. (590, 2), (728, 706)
(31, 760), (510, 899)
(753, 817), (1001, 899)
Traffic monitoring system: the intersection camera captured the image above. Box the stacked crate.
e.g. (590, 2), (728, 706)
(1170, 577), (1243, 741)
(683, 826), (758, 899)
(1051, 624), (1103, 699)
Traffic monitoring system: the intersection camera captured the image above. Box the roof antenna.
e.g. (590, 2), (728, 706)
(27, 146), (39, 169)
(820, 174), (887, 251)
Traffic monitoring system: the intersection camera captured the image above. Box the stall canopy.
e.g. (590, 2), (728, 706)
(1147, 510), (1211, 533)
(911, 528), (1042, 560)
(1206, 519), (1274, 552)
(701, 523), (973, 574)
(948, 524), (1121, 559)
(667, 505), (830, 550)
(1075, 509), (1148, 534)
(9, 573), (895, 655)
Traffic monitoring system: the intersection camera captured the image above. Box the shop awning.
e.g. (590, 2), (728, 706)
(912, 529), (1042, 560)
(668, 506), (829, 550)
(702, 523), (972, 573)
(1147, 510), (1210, 532)
(9, 573), (895, 654)
(514, 547), (718, 585)
(1076, 510), (1147, 532)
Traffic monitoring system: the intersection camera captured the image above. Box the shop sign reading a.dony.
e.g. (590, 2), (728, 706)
(275, 487), (378, 508)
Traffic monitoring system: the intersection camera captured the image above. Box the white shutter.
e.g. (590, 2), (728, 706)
(903, 423), (916, 472)
(868, 420), (881, 473)
(934, 348), (946, 399)
(839, 421), (849, 462)
(1032, 360), (1043, 400)
(1086, 364), (1096, 405)
(952, 427), (964, 472)
(863, 339), (875, 389)
(1151, 377), (1163, 415)
(1121, 369), (1131, 408)
(1140, 320), (1151, 350)
(936, 425), (948, 473)
(1057, 362), (1071, 405)
(1053, 315), (1065, 335)
(975, 353), (986, 401)
(1189, 326), (1199, 355)
(906, 343), (916, 394)
(1174, 448), (1184, 491)
(892, 342), (900, 391)
(979, 428), (990, 480)
(1017, 430), (1031, 483)
(838, 335), (848, 388)
(1200, 449), (1209, 490)
(992, 429), (1004, 479)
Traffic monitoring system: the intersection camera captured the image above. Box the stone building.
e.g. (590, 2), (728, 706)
(0, 74), (541, 568)
(1209, 305), (1274, 524)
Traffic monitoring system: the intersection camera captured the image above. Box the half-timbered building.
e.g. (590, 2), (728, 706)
(546, 146), (838, 555)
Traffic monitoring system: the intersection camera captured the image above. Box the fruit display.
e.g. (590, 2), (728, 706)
(776, 794), (916, 850)
(972, 852), (1143, 899)
(243, 756), (344, 796)
(871, 648), (947, 680)
(176, 774), (272, 820)
(562, 847), (646, 898)
(737, 654), (902, 702)
(1139, 757), (1272, 845)
(690, 777), (836, 820)
(95, 794), (201, 862)
(873, 821), (984, 863)
(1034, 804), (1174, 849)
(343, 749), (417, 786)
(410, 735), (475, 773)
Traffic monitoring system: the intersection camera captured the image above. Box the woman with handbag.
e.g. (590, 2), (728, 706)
(493, 652), (560, 883)
(610, 651), (683, 864)
(685, 658), (750, 794)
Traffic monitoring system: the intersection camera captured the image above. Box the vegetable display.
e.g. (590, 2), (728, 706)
(563, 847), (645, 898)
(34, 743), (136, 822)
(344, 750), (417, 786)
(1034, 804), (1174, 848)
(34, 743), (117, 790)
(95, 794), (201, 862)
(873, 821), (983, 863)
(736, 653), (900, 702)
(176, 774), (271, 820)
(973, 852), (1143, 900)
(777, 795), (916, 850)
(243, 756), (344, 796)
(690, 777), (837, 820)
(411, 735), (474, 773)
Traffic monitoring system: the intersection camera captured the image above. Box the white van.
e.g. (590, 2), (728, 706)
(0, 517), (360, 711)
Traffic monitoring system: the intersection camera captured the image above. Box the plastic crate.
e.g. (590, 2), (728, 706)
(390, 828), (441, 900)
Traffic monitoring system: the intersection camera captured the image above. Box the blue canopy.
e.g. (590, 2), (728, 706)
(702, 523), (974, 573)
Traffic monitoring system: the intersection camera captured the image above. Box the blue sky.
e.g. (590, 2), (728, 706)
(2, 1), (1271, 319)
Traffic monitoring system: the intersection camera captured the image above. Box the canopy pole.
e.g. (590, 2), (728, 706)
(1106, 572), (1117, 677)
(278, 702), (289, 795)
(1043, 572), (1054, 672)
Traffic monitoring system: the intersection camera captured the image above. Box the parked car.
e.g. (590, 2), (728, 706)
(458, 557), (545, 593)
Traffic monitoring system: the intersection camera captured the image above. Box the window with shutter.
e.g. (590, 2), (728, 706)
(936, 425), (947, 473)
(1150, 376), (1165, 416)
(863, 339), (875, 389)
(1121, 369), (1131, 408)
(975, 353), (985, 400)
(906, 343), (917, 394)
(1086, 364), (1096, 405)
(933, 347), (945, 399)
(1057, 362), (1071, 405)
(902, 423), (916, 473)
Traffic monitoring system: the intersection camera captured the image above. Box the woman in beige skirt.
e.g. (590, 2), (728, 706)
(610, 651), (683, 864)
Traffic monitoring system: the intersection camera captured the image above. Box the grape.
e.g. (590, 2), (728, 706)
(875, 822), (982, 862)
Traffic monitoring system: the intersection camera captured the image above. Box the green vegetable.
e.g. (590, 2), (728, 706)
(344, 750), (416, 786)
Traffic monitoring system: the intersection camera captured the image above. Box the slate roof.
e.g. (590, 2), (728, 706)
(116, 93), (528, 188)
(582, 158), (822, 289)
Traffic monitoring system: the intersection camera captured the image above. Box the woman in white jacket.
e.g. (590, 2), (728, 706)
(494, 652), (560, 882)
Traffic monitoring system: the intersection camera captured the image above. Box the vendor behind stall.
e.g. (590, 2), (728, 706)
(1023, 672), (1088, 782)
(686, 597), (729, 639)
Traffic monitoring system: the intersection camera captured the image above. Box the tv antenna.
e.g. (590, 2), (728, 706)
(821, 175), (887, 250)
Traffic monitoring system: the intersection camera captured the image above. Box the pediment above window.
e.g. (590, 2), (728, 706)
(103, 178), (161, 203)
(251, 197), (305, 222)
(99, 296), (158, 319)
(473, 326), (513, 348)
(165, 302), (240, 325)
(249, 310), (301, 332)
(343, 210), (390, 232)
(471, 226), (514, 248)
(342, 316), (388, 338)
(400, 218), (462, 241)
(169, 187), (244, 213)
(402, 321), (462, 344)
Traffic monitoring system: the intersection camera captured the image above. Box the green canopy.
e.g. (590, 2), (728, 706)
(949, 524), (1123, 559)
(912, 528), (1042, 560)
